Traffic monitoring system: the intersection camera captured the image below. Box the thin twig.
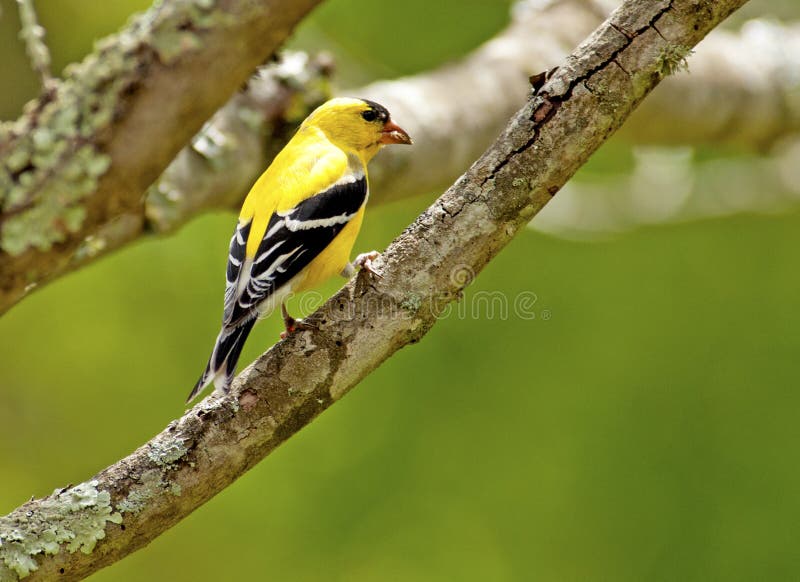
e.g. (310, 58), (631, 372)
(16, 0), (53, 87)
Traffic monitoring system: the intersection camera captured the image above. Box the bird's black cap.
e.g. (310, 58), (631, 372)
(360, 99), (390, 122)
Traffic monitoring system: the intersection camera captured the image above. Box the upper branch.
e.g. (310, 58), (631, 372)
(0, 0), (748, 579)
(0, 0), (322, 314)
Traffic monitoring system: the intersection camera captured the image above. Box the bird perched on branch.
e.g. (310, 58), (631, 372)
(188, 97), (412, 402)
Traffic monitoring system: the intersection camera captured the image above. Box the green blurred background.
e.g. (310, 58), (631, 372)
(2, 0), (800, 580)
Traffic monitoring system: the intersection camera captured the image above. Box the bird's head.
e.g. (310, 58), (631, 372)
(302, 97), (412, 161)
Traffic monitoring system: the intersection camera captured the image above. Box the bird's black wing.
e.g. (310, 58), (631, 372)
(222, 176), (367, 328)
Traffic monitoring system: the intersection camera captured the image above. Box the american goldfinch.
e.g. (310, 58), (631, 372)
(188, 97), (412, 402)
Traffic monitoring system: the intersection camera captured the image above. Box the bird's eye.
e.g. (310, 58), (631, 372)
(361, 109), (378, 122)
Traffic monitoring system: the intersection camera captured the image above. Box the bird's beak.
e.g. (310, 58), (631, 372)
(380, 120), (412, 145)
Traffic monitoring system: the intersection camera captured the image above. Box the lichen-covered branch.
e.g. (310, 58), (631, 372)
(0, 0), (748, 579)
(0, 0), (322, 315)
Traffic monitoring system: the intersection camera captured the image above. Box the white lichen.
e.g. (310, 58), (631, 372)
(116, 469), (167, 516)
(147, 438), (188, 467)
(0, 480), (122, 579)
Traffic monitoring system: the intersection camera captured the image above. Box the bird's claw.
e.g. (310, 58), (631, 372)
(353, 250), (382, 279)
(280, 301), (316, 339)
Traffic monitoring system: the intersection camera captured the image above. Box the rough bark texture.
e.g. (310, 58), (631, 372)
(0, 0), (322, 315)
(0, 0), (748, 579)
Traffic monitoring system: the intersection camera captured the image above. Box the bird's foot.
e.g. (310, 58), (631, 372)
(280, 301), (316, 339)
(352, 250), (382, 279)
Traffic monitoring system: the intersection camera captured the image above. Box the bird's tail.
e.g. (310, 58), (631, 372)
(187, 318), (257, 403)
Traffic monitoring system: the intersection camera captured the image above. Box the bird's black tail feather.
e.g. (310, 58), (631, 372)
(187, 318), (256, 402)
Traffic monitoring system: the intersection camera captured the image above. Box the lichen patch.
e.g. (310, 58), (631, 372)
(0, 480), (121, 579)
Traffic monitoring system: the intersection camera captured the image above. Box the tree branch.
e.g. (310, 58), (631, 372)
(0, 0), (322, 315)
(0, 0), (748, 579)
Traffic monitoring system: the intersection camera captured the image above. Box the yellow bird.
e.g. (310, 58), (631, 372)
(188, 97), (412, 402)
